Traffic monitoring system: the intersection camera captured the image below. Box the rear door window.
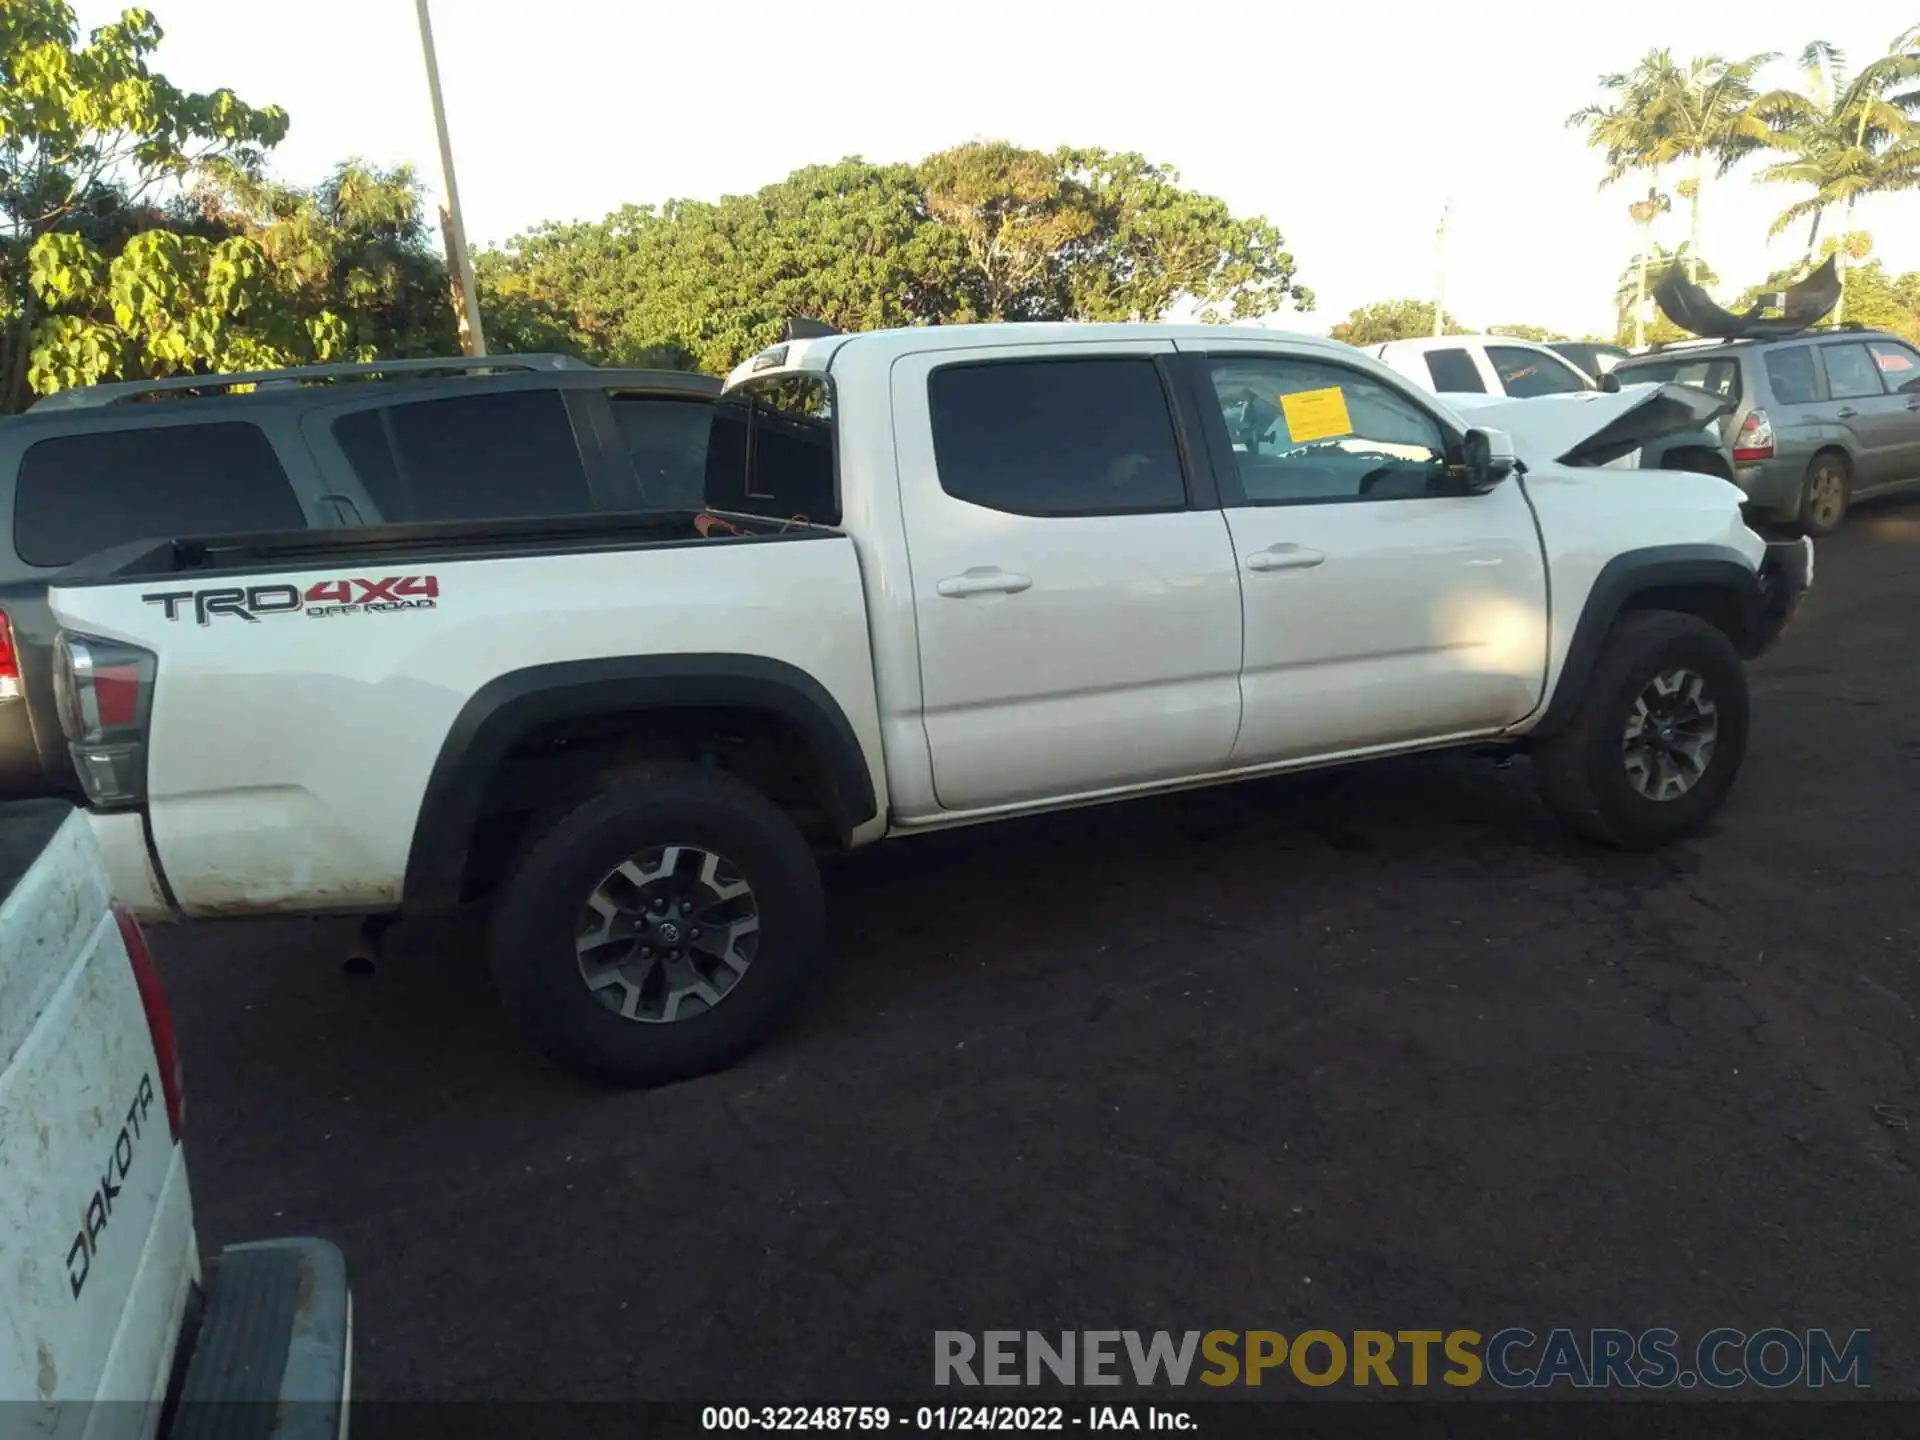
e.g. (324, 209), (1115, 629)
(1867, 339), (1920, 395)
(926, 358), (1186, 516)
(1422, 349), (1486, 394)
(14, 422), (306, 567)
(607, 394), (715, 508)
(331, 390), (594, 523)
(1487, 346), (1589, 397)
(1762, 347), (1823, 405)
(1819, 344), (1888, 401)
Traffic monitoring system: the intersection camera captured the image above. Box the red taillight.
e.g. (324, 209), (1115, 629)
(0, 611), (19, 700)
(116, 903), (183, 1143)
(1733, 409), (1775, 463)
(91, 663), (145, 729)
(54, 633), (157, 807)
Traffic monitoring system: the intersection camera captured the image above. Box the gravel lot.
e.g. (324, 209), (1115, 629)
(156, 499), (1920, 1402)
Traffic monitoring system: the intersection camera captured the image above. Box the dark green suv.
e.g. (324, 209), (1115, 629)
(0, 356), (719, 799)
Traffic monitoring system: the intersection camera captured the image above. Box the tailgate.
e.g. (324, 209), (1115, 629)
(0, 803), (195, 1410)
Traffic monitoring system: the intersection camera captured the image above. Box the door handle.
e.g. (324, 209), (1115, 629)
(1906, 397), (1920, 411)
(937, 568), (1033, 598)
(1836, 407), (1858, 419)
(1245, 544), (1327, 572)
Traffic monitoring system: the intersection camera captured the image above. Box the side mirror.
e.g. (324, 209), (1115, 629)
(1599, 371), (1623, 393)
(1460, 427), (1519, 493)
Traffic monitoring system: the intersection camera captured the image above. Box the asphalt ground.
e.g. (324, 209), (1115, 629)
(155, 496), (1920, 1408)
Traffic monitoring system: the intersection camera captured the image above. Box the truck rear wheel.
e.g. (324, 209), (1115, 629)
(488, 762), (825, 1087)
(1532, 611), (1750, 850)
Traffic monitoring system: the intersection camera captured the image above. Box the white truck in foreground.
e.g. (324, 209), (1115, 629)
(0, 800), (350, 1434)
(43, 323), (1812, 1086)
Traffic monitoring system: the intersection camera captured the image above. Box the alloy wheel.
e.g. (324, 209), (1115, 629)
(1807, 464), (1847, 531)
(575, 845), (760, 1023)
(1621, 667), (1719, 802)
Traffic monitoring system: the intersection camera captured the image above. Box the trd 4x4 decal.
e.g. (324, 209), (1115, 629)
(142, 575), (440, 625)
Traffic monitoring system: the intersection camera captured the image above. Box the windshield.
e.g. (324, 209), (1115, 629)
(1615, 356), (1742, 402)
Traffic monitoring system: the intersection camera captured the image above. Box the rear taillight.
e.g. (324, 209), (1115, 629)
(1733, 409), (1775, 463)
(53, 631), (156, 807)
(0, 611), (19, 701)
(116, 902), (183, 1143)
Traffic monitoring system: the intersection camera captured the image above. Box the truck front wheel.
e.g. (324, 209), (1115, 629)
(488, 762), (825, 1086)
(1532, 611), (1750, 849)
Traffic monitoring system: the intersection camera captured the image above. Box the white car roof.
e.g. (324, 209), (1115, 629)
(1373, 335), (1559, 355)
(724, 322), (1361, 390)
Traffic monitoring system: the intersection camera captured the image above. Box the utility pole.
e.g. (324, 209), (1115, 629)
(1432, 198), (1451, 338)
(415, 0), (487, 356)
(1628, 186), (1669, 351)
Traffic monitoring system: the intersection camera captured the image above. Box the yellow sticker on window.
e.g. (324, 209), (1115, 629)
(1279, 386), (1353, 443)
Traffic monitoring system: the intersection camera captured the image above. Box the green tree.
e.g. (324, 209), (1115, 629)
(1050, 147), (1310, 323)
(1486, 323), (1570, 342)
(25, 159), (461, 398)
(1751, 28), (1920, 322)
(1568, 50), (1774, 283)
(917, 142), (1092, 321)
(1, 1), (288, 408)
(473, 246), (595, 359)
(480, 144), (1309, 376)
(479, 158), (970, 374)
(1328, 299), (1467, 345)
(192, 159), (458, 358)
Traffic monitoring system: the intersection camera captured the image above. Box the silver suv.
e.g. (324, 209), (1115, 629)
(1611, 328), (1920, 537)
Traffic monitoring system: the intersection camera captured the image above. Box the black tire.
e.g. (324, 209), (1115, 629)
(1533, 611), (1750, 850)
(1796, 451), (1851, 538)
(488, 762), (824, 1087)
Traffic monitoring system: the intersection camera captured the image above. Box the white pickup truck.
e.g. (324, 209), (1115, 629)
(0, 800), (350, 1433)
(43, 323), (1812, 1086)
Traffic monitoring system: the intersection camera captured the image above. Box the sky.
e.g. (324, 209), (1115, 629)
(80, 0), (1920, 339)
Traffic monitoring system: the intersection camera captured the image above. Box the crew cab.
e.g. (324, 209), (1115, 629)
(0, 800), (350, 1432)
(44, 324), (1812, 1087)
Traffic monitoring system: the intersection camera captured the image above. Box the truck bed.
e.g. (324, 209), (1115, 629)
(47, 508), (886, 918)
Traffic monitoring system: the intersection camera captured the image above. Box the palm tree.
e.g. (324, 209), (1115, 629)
(1569, 50), (1776, 283)
(1626, 187), (1671, 347)
(1751, 27), (1920, 316)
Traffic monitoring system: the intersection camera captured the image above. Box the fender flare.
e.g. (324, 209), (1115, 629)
(1529, 544), (1764, 739)
(402, 654), (878, 910)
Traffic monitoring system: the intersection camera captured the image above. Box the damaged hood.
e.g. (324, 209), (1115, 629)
(1444, 383), (1732, 468)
